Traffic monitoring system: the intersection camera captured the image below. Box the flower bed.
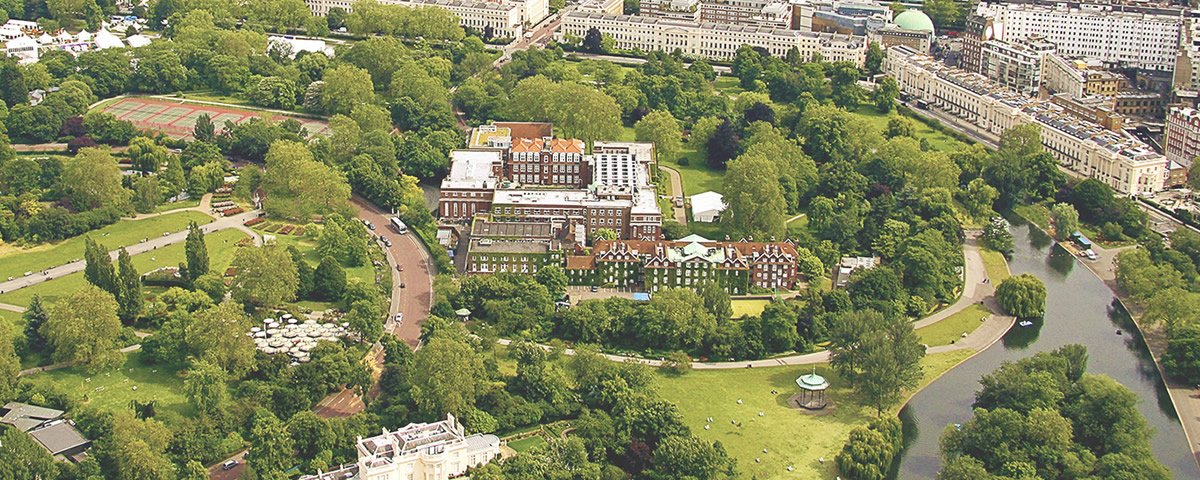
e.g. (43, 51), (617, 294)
(264, 223), (282, 232)
(245, 217), (265, 227)
(279, 225), (295, 234)
(221, 208), (244, 216)
(236, 237), (254, 247)
(293, 226), (305, 236)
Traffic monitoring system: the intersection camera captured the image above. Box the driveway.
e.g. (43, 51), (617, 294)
(658, 165), (687, 225)
(206, 450), (247, 480)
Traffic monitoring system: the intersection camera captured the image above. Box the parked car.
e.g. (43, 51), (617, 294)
(590, 285), (599, 292)
(399, 282), (406, 288)
(395, 313), (403, 323)
(397, 264), (404, 272)
(222, 460), (238, 470)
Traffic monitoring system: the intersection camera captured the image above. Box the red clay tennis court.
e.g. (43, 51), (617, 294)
(100, 97), (330, 139)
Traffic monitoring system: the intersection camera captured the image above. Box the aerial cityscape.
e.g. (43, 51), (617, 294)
(2, 0), (1200, 479)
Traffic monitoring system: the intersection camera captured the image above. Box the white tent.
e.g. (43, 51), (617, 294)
(37, 32), (53, 44)
(5, 35), (39, 64)
(690, 191), (726, 223)
(76, 30), (93, 41)
(93, 29), (123, 49)
(125, 34), (151, 48)
(55, 30), (73, 42)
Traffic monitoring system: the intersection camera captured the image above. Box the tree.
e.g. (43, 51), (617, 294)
(535, 265), (568, 300)
(743, 102), (775, 126)
(249, 76), (298, 110)
(722, 153), (786, 241)
(583, 26), (605, 53)
(924, 0), (962, 29)
(287, 410), (335, 461)
(41, 284), (124, 373)
(634, 110), (682, 161)
(0, 319), (19, 401)
(828, 309), (925, 413)
(962, 178), (998, 218)
(836, 421), (900, 480)
(995, 273), (1046, 318)
(689, 116), (722, 156)
(312, 255), (347, 301)
(637, 288), (717, 351)
(184, 359), (228, 414)
(193, 113), (215, 143)
(115, 248), (143, 324)
(262, 140), (352, 220)
(1164, 323), (1200, 382)
(873, 77), (899, 113)
(651, 435), (737, 480)
(84, 236), (116, 295)
(696, 281), (733, 322)
(319, 64), (375, 115)
(593, 228), (618, 242)
(187, 301), (257, 378)
(0, 427), (59, 479)
(182, 222), (209, 286)
(865, 41), (884, 76)
(410, 335), (485, 418)
(231, 245), (299, 307)
(22, 295), (50, 353)
(982, 217), (1013, 254)
(1050, 202), (1079, 242)
(706, 119), (738, 169)
(248, 409), (294, 480)
(61, 147), (129, 211)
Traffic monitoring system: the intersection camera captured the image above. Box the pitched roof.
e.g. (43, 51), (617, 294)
(511, 137), (544, 153)
(547, 138), (584, 153)
(1, 403), (64, 432)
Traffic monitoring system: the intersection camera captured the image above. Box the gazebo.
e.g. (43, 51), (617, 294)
(794, 368), (830, 410)
(455, 308), (471, 321)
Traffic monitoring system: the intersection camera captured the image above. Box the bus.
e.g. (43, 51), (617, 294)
(390, 217), (408, 234)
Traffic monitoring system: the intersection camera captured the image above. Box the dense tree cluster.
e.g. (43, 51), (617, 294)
(939, 346), (1170, 480)
(1116, 228), (1200, 382)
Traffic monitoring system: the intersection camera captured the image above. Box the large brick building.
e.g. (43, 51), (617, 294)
(564, 235), (801, 294)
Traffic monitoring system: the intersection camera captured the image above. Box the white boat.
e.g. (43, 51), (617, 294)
(1019, 320), (1034, 327)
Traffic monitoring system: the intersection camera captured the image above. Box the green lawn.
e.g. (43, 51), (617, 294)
(916, 303), (992, 347)
(979, 247), (1011, 283)
(731, 299), (770, 318)
(23, 351), (193, 417)
(0, 211), (214, 281)
(656, 350), (974, 479)
(151, 197), (203, 213)
(673, 145), (725, 196)
(618, 126), (637, 142)
(0, 228), (248, 315)
(849, 106), (968, 152)
(1013, 204), (1052, 231)
(508, 435), (548, 452)
(174, 89), (253, 107)
(713, 75), (745, 97)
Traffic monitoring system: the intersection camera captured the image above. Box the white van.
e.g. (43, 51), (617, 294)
(389, 217), (408, 234)
(1084, 249), (1097, 260)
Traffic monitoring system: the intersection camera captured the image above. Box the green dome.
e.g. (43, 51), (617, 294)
(895, 10), (935, 34)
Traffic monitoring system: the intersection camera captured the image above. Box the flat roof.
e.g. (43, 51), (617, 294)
(472, 220), (553, 238)
(442, 150), (500, 190)
(28, 422), (90, 455)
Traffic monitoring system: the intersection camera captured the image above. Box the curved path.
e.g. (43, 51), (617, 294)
(495, 232), (1014, 369)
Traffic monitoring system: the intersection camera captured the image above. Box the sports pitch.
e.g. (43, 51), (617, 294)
(100, 98), (330, 139)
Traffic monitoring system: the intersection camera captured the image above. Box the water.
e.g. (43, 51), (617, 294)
(893, 217), (1200, 479)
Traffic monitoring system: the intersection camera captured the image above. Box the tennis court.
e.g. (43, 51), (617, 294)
(100, 98), (330, 139)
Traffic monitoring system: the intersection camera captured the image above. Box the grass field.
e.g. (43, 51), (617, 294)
(656, 350), (975, 479)
(507, 435), (549, 452)
(22, 351), (193, 417)
(0, 229), (248, 316)
(175, 89), (253, 107)
(1013, 204), (1052, 231)
(732, 299), (770, 318)
(916, 303), (992, 347)
(980, 247), (1011, 283)
(713, 75), (746, 97)
(674, 145), (726, 196)
(849, 107), (968, 152)
(150, 197), (203, 213)
(0, 211), (214, 282)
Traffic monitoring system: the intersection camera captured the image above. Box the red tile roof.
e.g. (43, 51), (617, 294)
(511, 137), (544, 153)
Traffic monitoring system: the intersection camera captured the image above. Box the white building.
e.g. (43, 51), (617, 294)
(980, 36), (1055, 96)
(4, 36), (39, 64)
(300, 415), (501, 480)
(887, 45), (1167, 195)
(981, 2), (1182, 73)
(268, 36), (334, 58)
(1165, 107), (1200, 168)
(560, 10), (867, 64)
(305, 0), (544, 38)
(689, 191), (725, 223)
(0, 19), (38, 41)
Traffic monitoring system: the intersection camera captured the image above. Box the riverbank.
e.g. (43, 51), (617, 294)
(1018, 214), (1200, 473)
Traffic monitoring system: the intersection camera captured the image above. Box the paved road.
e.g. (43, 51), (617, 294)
(206, 450), (247, 480)
(0, 209), (261, 295)
(658, 166), (687, 225)
(311, 197), (435, 419)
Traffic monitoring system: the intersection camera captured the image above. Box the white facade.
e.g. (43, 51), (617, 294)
(561, 11), (866, 64)
(305, 0), (542, 38)
(983, 3), (1181, 73)
(1165, 107), (1200, 168)
(887, 45), (1167, 195)
(300, 415), (501, 480)
(4, 36), (39, 64)
(980, 36), (1055, 96)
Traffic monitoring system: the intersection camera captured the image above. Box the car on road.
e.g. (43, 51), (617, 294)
(674, 196), (684, 208)
(379, 235), (391, 247)
(397, 264), (404, 271)
(364, 220), (376, 230)
(395, 313), (403, 323)
(399, 282), (406, 288)
(590, 285), (599, 292)
(222, 460), (238, 470)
